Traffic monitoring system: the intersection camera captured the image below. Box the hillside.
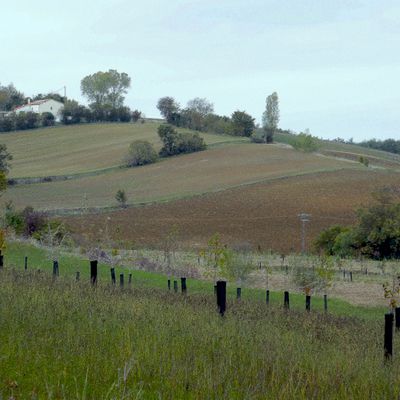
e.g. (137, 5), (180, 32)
(1, 122), (246, 178)
(1, 123), (399, 252)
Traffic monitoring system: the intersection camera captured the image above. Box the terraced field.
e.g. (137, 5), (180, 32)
(1, 122), (246, 178)
(2, 123), (399, 253)
(64, 168), (400, 252)
(3, 142), (353, 211)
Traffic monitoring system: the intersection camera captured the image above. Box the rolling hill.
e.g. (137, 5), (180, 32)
(1, 122), (399, 251)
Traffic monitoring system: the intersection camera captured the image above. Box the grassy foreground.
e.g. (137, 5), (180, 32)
(1, 267), (400, 399)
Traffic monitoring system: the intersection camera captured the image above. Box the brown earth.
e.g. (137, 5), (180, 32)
(63, 168), (400, 253)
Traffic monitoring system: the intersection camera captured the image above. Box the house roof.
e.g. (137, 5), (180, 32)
(14, 98), (62, 110)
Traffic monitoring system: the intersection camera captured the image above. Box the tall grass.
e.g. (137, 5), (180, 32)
(1, 267), (400, 399)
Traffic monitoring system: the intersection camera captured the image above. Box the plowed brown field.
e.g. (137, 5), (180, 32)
(64, 168), (400, 253)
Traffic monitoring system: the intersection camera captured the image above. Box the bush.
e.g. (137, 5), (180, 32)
(358, 156), (369, 167)
(290, 133), (319, 152)
(250, 131), (265, 143)
(5, 203), (46, 236)
(115, 189), (127, 207)
(125, 140), (158, 167)
(41, 112), (55, 127)
(176, 132), (206, 154)
(158, 124), (206, 157)
(0, 116), (14, 132)
(131, 110), (142, 123)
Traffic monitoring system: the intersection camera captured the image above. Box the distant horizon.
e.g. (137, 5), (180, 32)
(1, 0), (399, 142)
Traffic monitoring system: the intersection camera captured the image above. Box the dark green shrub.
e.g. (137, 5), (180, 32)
(125, 140), (158, 166)
(176, 132), (206, 154)
(290, 133), (319, 152)
(41, 112), (55, 127)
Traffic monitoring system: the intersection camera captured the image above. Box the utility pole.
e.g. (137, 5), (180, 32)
(298, 213), (311, 253)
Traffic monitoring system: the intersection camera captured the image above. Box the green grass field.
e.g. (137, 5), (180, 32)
(1, 241), (399, 399)
(1, 122), (247, 178)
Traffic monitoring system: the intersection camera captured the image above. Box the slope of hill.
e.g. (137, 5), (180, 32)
(0, 122), (247, 178)
(1, 123), (399, 252)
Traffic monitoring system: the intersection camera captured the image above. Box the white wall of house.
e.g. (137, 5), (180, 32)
(15, 99), (64, 121)
(38, 99), (64, 121)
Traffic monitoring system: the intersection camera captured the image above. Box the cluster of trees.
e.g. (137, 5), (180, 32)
(157, 97), (256, 137)
(125, 124), (206, 167)
(314, 188), (400, 259)
(0, 111), (56, 132)
(360, 138), (400, 155)
(0, 70), (143, 132)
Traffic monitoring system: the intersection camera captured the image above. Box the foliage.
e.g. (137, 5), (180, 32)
(262, 92), (279, 143)
(0, 116), (14, 132)
(158, 124), (206, 157)
(40, 112), (55, 127)
(200, 233), (230, 282)
(316, 256), (335, 294)
(222, 249), (254, 285)
(0, 144), (12, 174)
(3, 202), (60, 240)
(157, 97), (180, 123)
(314, 225), (349, 255)
(360, 138), (400, 155)
(231, 110), (255, 137)
(176, 132), (206, 154)
(290, 255), (321, 295)
(115, 189), (127, 207)
(131, 109), (142, 123)
(315, 189), (400, 259)
(358, 155), (369, 167)
(161, 225), (179, 276)
(125, 140), (158, 167)
(81, 69), (131, 108)
(0, 83), (24, 111)
(290, 132), (319, 152)
(383, 275), (400, 310)
(14, 112), (39, 130)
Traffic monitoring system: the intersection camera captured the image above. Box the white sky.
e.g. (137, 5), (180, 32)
(1, 0), (399, 141)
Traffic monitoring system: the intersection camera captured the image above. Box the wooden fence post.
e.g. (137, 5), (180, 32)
(306, 295), (311, 312)
(120, 273), (124, 288)
(181, 277), (187, 294)
(168, 279), (171, 290)
(236, 287), (241, 300)
(173, 280), (178, 293)
(128, 273), (132, 285)
(395, 308), (400, 330)
(90, 260), (97, 285)
(216, 280), (226, 316)
(24, 256), (28, 271)
(53, 260), (59, 277)
(76, 271), (80, 281)
(384, 313), (394, 360)
(266, 289), (270, 305)
(350, 271), (353, 282)
(110, 267), (116, 285)
(0, 250), (3, 269)
(284, 291), (290, 309)
(324, 294), (328, 312)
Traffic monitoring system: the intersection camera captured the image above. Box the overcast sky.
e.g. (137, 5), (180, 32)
(1, 0), (399, 141)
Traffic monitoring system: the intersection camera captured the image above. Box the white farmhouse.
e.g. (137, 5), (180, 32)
(14, 98), (64, 121)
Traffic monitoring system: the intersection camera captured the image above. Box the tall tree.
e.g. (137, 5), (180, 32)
(157, 97), (180, 123)
(80, 70), (131, 108)
(0, 83), (25, 111)
(186, 97), (214, 116)
(262, 92), (279, 143)
(231, 110), (255, 137)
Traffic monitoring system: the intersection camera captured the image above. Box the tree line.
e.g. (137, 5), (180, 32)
(156, 92), (280, 143)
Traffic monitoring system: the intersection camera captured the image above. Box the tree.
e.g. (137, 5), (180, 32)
(0, 144), (12, 174)
(186, 98), (214, 116)
(231, 110), (255, 137)
(131, 109), (142, 123)
(158, 124), (179, 156)
(290, 132), (319, 152)
(81, 69), (131, 108)
(125, 140), (158, 166)
(115, 189), (127, 208)
(157, 97), (180, 123)
(0, 83), (25, 111)
(262, 92), (279, 143)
